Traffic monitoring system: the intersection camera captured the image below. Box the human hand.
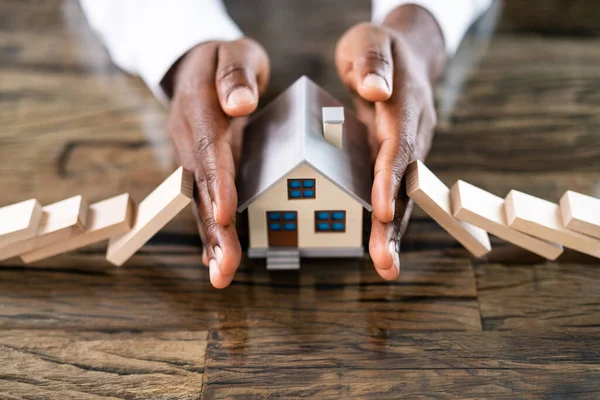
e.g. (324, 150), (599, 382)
(166, 39), (270, 288)
(335, 5), (445, 279)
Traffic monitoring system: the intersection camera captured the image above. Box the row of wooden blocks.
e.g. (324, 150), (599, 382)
(1, 162), (598, 266)
(0, 167), (193, 265)
(407, 161), (600, 260)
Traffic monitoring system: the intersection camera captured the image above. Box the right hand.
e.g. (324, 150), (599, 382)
(166, 39), (270, 288)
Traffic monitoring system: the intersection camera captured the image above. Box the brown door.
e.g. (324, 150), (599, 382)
(266, 211), (298, 247)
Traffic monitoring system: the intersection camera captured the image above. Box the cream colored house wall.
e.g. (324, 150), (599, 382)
(247, 162), (363, 249)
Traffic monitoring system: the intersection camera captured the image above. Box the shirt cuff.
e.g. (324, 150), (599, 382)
(372, 0), (492, 55)
(131, 1), (243, 105)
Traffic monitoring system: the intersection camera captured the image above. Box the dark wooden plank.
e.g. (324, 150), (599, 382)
(0, 330), (207, 399)
(499, 0), (600, 35)
(477, 262), (600, 332)
(431, 34), (600, 174)
(203, 328), (600, 399)
(0, 249), (481, 332)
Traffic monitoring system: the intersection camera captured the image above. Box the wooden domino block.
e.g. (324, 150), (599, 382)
(0, 195), (88, 262)
(406, 161), (491, 258)
(560, 190), (600, 240)
(505, 190), (600, 259)
(0, 199), (43, 248)
(451, 180), (563, 260)
(106, 167), (193, 266)
(20, 194), (135, 264)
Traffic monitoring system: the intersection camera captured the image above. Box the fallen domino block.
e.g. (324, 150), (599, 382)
(560, 190), (600, 240)
(21, 193), (135, 264)
(106, 167), (193, 266)
(406, 161), (491, 258)
(505, 190), (600, 259)
(0, 195), (88, 262)
(0, 199), (43, 248)
(451, 180), (563, 260)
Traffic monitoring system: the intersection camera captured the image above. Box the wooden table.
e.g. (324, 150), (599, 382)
(1, 1), (600, 398)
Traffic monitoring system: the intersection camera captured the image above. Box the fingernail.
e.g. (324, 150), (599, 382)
(388, 240), (400, 274)
(212, 201), (219, 223)
(391, 199), (396, 220)
(209, 259), (219, 283)
(213, 245), (223, 264)
(227, 87), (255, 107)
(363, 74), (389, 93)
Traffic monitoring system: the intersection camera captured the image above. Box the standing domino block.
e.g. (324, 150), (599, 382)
(21, 193), (135, 264)
(0, 199), (43, 248)
(406, 161), (491, 258)
(106, 167), (193, 266)
(0, 195), (88, 262)
(505, 190), (600, 259)
(560, 190), (600, 240)
(451, 180), (563, 260)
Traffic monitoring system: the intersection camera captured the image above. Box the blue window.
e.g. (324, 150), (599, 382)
(317, 212), (330, 220)
(269, 213), (281, 220)
(315, 210), (346, 233)
(317, 223), (330, 231)
(332, 223), (345, 231)
(284, 223), (297, 231)
(268, 211), (297, 232)
(288, 179), (316, 199)
(332, 211), (345, 220)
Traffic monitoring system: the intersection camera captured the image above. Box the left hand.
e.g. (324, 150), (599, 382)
(335, 5), (446, 280)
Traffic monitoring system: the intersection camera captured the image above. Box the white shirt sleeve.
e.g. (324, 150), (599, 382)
(80, 0), (243, 104)
(372, 0), (493, 55)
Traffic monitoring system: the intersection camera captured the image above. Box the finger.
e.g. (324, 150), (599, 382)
(190, 190), (210, 267)
(369, 188), (413, 279)
(369, 215), (399, 280)
(183, 44), (238, 227)
(216, 38), (270, 117)
(167, 99), (213, 268)
(194, 132), (238, 227)
(209, 259), (235, 289)
(184, 49), (243, 287)
(202, 249), (209, 267)
(371, 97), (420, 224)
(335, 22), (393, 102)
(195, 172), (242, 288)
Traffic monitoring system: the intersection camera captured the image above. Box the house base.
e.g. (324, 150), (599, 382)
(248, 247), (365, 259)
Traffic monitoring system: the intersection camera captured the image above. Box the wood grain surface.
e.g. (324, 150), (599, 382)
(0, 251), (481, 332)
(203, 328), (600, 399)
(0, 330), (207, 399)
(1, 0), (600, 398)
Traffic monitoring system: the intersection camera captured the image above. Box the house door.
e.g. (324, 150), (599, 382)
(266, 211), (298, 247)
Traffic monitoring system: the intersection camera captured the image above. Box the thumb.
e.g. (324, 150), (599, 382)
(215, 38), (270, 118)
(335, 23), (393, 103)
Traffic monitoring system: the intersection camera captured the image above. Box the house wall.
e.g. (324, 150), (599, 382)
(247, 162), (363, 249)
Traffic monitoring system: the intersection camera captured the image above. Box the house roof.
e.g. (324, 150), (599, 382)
(236, 76), (373, 212)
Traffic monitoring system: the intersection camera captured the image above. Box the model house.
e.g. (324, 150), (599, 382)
(236, 76), (373, 269)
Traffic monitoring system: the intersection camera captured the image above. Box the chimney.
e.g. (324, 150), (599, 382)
(322, 107), (344, 150)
